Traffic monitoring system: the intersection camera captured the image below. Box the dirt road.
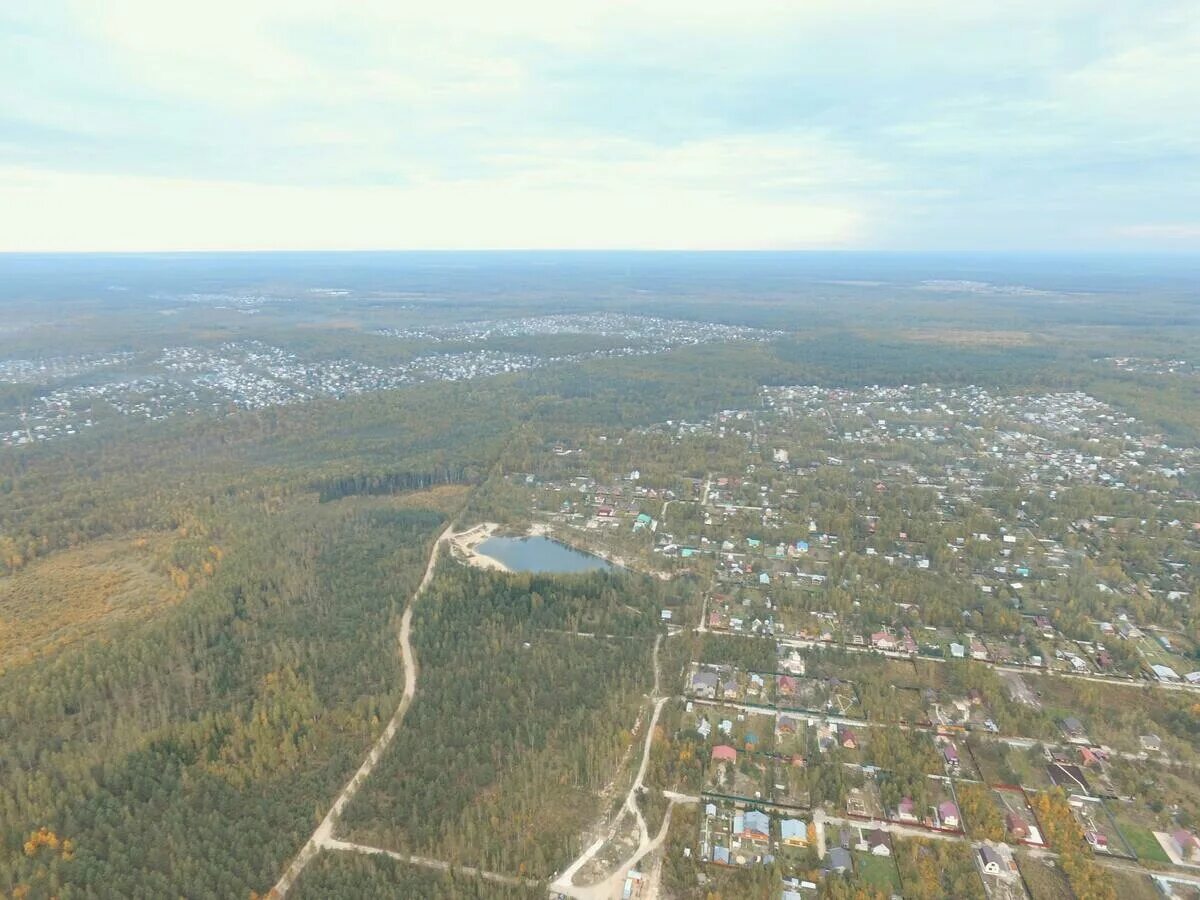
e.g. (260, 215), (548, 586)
(552, 635), (671, 900)
(270, 524), (454, 898)
(322, 838), (541, 889)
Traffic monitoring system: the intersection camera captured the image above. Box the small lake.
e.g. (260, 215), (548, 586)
(477, 535), (614, 574)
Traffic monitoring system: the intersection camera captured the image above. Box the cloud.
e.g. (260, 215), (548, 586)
(0, 161), (867, 251)
(1, 0), (1198, 249)
(1113, 224), (1200, 243)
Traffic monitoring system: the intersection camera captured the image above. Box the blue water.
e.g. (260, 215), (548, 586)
(477, 535), (613, 573)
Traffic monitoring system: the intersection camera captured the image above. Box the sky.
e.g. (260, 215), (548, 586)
(1, 1), (1198, 252)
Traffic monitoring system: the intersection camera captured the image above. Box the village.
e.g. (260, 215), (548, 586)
(516, 382), (1200, 900)
(374, 311), (783, 349)
(0, 315), (782, 448)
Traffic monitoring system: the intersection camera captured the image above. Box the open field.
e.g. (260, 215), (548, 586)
(381, 483), (472, 513)
(896, 329), (1038, 347)
(854, 850), (901, 892)
(1119, 821), (1171, 864)
(0, 533), (184, 669)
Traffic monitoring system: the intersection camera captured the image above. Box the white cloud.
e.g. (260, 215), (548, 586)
(1112, 223), (1200, 243)
(0, 161), (867, 251)
(2, 0), (1197, 249)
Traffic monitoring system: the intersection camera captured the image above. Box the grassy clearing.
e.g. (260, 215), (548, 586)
(1119, 822), (1170, 863)
(854, 851), (901, 892)
(384, 483), (471, 513)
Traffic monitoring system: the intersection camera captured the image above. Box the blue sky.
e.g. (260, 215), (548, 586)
(1, 1), (1197, 251)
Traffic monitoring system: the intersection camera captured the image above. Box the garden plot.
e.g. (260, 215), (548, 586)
(1068, 795), (1135, 859)
(993, 787), (1045, 846)
(776, 674), (861, 717)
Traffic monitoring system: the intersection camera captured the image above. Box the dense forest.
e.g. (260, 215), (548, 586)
(338, 565), (660, 878)
(291, 852), (542, 899)
(1, 501), (445, 897)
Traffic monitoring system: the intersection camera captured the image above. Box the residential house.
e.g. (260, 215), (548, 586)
(691, 671), (718, 699)
(1060, 717), (1088, 744)
(1006, 812), (1030, 840)
(1151, 664), (1181, 683)
(1171, 830), (1200, 863)
(840, 726), (859, 750)
(742, 810), (770, 842)
(867, 829), (891, 856)
(938, 801), (960, 830)
(781, 818), (808, 847)
(979, 845), (1003, 875)
(711, 745), (737, 764)
(942, 743), (960, 770)
(826, 847), (852, 874)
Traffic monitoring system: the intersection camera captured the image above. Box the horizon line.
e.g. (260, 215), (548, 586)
(3, 247), (1200, 257)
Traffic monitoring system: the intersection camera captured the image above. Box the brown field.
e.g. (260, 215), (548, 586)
(1106, 868), (1161, 900)
(384, 484), (471, 513)
(1018, 853), (1072, 900)
(0, 534), (183, 670)
(897, 329), (1037, 346)
(296, 319), (362, 330)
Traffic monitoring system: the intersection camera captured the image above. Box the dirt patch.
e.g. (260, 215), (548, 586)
(449, 523), (512, 573)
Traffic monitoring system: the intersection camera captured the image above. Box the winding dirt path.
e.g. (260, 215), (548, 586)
(321, 838), (541, 889)
(552, 634), (671, 900)
(270, 524), (454, 898)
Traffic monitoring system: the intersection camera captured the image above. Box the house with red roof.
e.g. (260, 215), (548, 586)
(938, 801), (960, 829)
(711, 744), (737, 764)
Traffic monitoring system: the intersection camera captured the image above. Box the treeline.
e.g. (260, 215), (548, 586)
(313, 467), (476, 502)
